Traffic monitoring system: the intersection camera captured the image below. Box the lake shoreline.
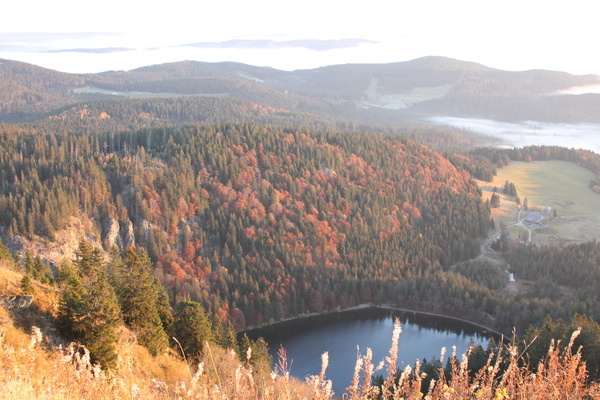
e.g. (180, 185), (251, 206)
(242, 304), (505, 343)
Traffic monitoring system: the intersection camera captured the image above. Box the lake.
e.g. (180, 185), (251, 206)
(244, 307), (495, 395)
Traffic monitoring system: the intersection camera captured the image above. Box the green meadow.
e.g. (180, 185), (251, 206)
(481, 160), (600, 245)
(499, 160), (598, 220)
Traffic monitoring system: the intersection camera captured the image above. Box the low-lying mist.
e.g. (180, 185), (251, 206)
(429, 116), (600, 155)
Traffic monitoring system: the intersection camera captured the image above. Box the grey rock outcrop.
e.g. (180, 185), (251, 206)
(0, 295), (34, 310)
(101, 217), (123, 249)
(101, 218), (136, 249)
(135, 218), (153, 244)
(121, 220), (135, 248)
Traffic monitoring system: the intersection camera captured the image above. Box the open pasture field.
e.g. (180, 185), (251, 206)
(72, 86), (228, 99)
(499, 161), (598, 220)
(476, 174), (520, 227)
(479, 160), (600, 245)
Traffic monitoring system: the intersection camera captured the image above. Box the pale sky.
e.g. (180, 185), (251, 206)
(1, 0), (599, 75)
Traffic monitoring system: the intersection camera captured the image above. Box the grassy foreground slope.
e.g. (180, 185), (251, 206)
(1, 261), (600, 400)
(2, 304), (600, 400)
(2, 250), (599, 399)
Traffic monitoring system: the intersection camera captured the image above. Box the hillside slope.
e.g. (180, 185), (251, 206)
(1, 292), (599, 400)
(0, 122), (491, 329)
(2, 56), (599, 124)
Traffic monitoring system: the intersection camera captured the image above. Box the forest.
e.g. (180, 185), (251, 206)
(3, 119), (600, 339)
(2, 58), (600, 396)
(0, 123), (491, 330)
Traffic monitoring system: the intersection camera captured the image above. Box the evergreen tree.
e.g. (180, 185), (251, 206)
(172, 300), (213, 360)
(490, 193), (501, 208)
(58, 240), (121, 369)
(57, 263), (88, 338)
(238, 334), (272, 374)
(20, 274), (35, 294)
(55, 260), (77, 285)
(82, 275), (121, 370)
(0, 239), (13, 261)
(112, 247), (169, 356)
(213, 320), (238, 351)
(154, 279), (174, 335)
(30, 254), (53, 284)
(249, 337), (271, 374)
(524, 314), (600, 379)
(23, 251), (34, 274)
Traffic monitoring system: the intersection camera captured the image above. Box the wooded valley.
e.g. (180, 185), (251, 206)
(2, 57), (600, 398)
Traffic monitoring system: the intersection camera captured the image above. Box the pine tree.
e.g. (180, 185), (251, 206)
(58, 261), (90, 339)
(82, 274), (121, 370)
(0, 239), (13, 261)
(154, 277), (174, 335)
(58, 240), (121, 369)
(112, 247), (169, 356)
(30, 255), (53, 284)
(237, 334), (272, 374)
(490, 193), (501, 208)
(249, 337), (271, 374)
(20, 274), (35, 294)
(23, 251), (34, 274)
(213, 320), (238, 351)
(172, 300), (213, 360)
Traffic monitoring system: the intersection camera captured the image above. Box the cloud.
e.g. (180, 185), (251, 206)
(0, 32), (112, 42)
(180, 38), (377, 51)
(0, 33), (377, 56)
(0, 32), (122, 52)
(44, 47), (132, 54)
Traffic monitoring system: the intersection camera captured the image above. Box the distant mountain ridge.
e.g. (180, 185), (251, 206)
(1, 56), (599, 124)
(98, 56), (598, 97)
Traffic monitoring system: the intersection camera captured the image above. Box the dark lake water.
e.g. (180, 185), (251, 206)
(245, 307), (495, 395)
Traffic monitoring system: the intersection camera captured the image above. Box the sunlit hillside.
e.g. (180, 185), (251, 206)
(2, 302), (600, 400)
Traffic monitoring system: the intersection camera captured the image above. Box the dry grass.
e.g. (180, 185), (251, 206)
(1, 318), (600, 400)
(1, 257), (599, 399)
(499, 161), (598, 219)
(0, 262), (25, 295)
(476, 175), (520, 228)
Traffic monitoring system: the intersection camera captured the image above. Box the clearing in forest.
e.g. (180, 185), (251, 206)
(73, 86), (229, 99)
(479, 160), (600, 245)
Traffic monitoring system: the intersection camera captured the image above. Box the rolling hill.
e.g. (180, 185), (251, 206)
(2, 56), (599, 125)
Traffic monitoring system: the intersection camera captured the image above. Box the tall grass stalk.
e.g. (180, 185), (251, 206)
(2, 319), (600, 399)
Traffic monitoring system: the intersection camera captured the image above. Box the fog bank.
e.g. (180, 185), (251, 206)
(430, 116), (600, 155)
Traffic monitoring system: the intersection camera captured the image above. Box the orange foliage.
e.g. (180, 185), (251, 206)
(229, 307), (246, 331)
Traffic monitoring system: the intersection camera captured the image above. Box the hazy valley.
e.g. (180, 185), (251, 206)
(431, 116), (600, 154)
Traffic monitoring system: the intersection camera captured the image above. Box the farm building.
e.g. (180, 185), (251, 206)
(524, 211), (545, 225)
